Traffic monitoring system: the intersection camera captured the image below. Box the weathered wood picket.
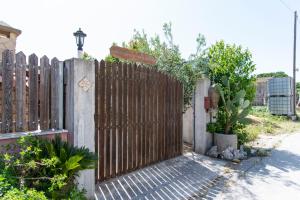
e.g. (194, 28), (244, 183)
(95, 60), (183, 182)
(0, 50), (63, 133)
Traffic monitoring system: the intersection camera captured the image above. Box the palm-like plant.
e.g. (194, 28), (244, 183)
(215, 77), (250, 134)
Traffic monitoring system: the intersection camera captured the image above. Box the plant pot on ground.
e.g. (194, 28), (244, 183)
(214, 132), (237, 152)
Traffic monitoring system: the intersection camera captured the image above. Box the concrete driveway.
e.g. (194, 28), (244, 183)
(95, 153), (226, 200)
(215, 132), (300, 200)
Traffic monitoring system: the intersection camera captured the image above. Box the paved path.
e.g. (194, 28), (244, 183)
(215, 132), (300, 200)
(95, 153), (226, 200)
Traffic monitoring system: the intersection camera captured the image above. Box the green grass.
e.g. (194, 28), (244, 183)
(236, 106), (300, 144)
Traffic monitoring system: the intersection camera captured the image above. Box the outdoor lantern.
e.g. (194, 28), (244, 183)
(73, 28), (87, 51)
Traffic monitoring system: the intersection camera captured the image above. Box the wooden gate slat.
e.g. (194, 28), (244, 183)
(15, 52), (27, 132)
(177, 81), (181, 155)
(179, 83), (183, 153)
(105, 62), (112, 178)
(145, 68), (150, 165)
(141, 66), (146, 166)
(157, 72), (162, 161)
(111, 63), (117, 176)
(137, 66), (142, 167)
(174, 81), (178, 155)
(154, 71), (158, 161)
(122, 63), (128, 172)
(1, 50), (14, 133)
(99, 60), (106, 180)
(117, 62), (123, 174)
(28, 54), (38, 131)
(40, 56), (50, 130)
(131, 64), (137, 169)
(170, 78), (174, 158)
(95, 60), (99, 181)
(50, 58), (63, 130)
(173, 78), (177, 157)
(127, 64), (133, 170)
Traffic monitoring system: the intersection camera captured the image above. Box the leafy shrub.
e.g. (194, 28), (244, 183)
(68, 187), (87, 200)
(0, 188), (47, 200)
(234, 123), (259, 145)
(206, 122), (217, 133)
(208, 40), (256, 102)
(0, 175), (12, 197)
(0, 135), (96, 199)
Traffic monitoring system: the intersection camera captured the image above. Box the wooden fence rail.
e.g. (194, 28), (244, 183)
(0, 50), (63, 133)
(95, 60), (183, 182)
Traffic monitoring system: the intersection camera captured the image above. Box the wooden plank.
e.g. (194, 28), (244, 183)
(174, 79), (178, 156)
(105, 62), (112, 178)
(141, 66), (146, 166)
(157, 72), (163, 161)
(110, 46), (156, 65)
(148, 67), (153, 164)
(127, 63), (133, 170)
(149, 68), (154, 163)
(99, 60), (106, 180)
(154, 71), (158, 162)
(175, 80), (179, 156)
(171, 78), (175, 157)
(1, 50), (14, 133)
(28, 54), (39, 131)
(166, 76), (171, 159)
(179, 82), (183, 154)
(161, 73), (166, 159)
(40, 56), (50, 130)
(94, 60), (99, 181)
(117, 62), (123, 174)
(177, 81), (182, 155)
(15, 52), (27, 132)
(122, 63), (128, 172)
(144, 68), (149, 165)
(111, 63), (117, 177)
(170, 78), (174, 157)
(132, 64), (137, 169)
(137, 66), (142, 167)
(50, 58), (63, 129)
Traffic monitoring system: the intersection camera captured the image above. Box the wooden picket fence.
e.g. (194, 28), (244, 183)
(95, 60), (183, 182)
(0, 50), (63, 133)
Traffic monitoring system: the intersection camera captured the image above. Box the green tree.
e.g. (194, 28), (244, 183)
(208, 40), (256, 102)
(106, 22), (208, 107)
(257, 71), (288, 78)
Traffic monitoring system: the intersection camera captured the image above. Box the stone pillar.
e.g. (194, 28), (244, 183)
(64, 58), (95, 199)
(183, 106), (193, 144)
(78, 50), (83, 58)
(194, 78), (213, 154)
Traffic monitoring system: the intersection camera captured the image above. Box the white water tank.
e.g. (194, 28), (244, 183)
(267, 77), (294, 115)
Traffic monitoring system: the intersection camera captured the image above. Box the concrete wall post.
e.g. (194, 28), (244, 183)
(64, 58), (95, 199)
(194, 78), (213, 154)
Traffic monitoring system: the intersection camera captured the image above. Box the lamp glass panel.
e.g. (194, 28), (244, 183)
(80, 36), (84, 45)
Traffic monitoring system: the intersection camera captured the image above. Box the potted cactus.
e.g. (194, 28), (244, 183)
(214, 78), (250, 152)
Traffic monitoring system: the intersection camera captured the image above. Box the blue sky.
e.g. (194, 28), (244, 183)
(1, 0), (300, 80)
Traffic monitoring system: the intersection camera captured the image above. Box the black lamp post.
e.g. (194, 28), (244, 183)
(73, 28), (87, 57)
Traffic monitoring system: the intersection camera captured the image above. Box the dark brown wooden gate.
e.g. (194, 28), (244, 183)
(95, 60), (183, 182)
